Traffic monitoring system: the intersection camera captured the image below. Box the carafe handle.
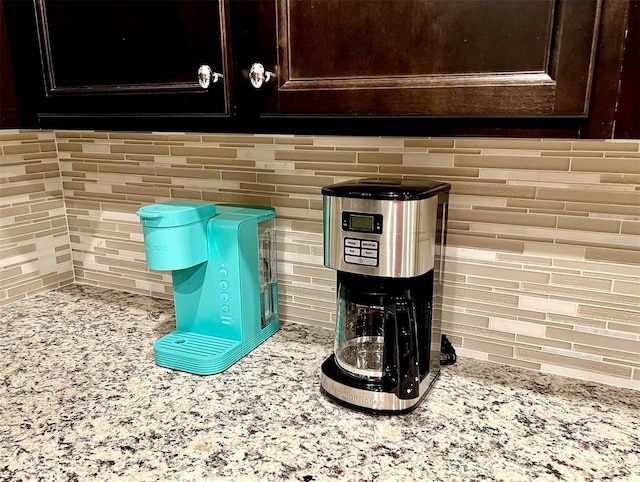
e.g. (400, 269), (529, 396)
(383, 308), (398, 385)
(384, 298), (420, 399)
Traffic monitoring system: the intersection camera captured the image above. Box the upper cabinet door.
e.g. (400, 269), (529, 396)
(13, 0), (231, 119)
(275, 0), (600, 116)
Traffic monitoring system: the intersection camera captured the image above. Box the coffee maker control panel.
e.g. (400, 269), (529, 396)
(341, 212), (381, 267)
(324, 187), (441, 277)
(344, 237), (379, 267)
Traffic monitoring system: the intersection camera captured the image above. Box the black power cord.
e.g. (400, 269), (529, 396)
(440, 334), (457, 366)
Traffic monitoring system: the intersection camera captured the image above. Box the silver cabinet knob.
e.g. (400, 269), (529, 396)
(249, 63), (274, 89)
(198, 65), (223, 89)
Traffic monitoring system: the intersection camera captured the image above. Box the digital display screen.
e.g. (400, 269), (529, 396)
(349, 214), (374, 231)
(342, 211), (382, 234)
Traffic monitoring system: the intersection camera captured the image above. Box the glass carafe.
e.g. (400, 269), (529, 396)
(333, 272), (421, 398)
(335, 297), (387, 379)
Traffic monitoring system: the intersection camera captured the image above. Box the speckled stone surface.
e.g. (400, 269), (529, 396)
(1, 285), (638, 482)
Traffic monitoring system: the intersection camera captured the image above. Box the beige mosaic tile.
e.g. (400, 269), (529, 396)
(202, 134), (274, 145)
(571, 157), (640, 174)
(515, 334), (572, 350)
(557, 216), (621, 233)
(447, 233), (526, 253)
(601, 174), (640, 187)
(604, 151), (640, 158)
(357, 152), (403, 164)
(613, 280), (640, 296)
(455, 139), (573, 151)
(275, 149), (355, 163)
(453, 182), (536, 199)
(487, 354), (541, 370)
(170, 146), (237, 158)
(451, 207), (557, 228)
(404, 138), (455, 148)
(571, 140), (639, 152)
(585, 247), (639, 265)
(382, 166), (480, 178)
(301, 163), (379, 174)
(547, 327), (639, 352)
(577, 305), (640, 325)
(565, 202), (640, 221)
(274, 136), (314, 146)
(336, 137), (406, 148)
(537, 187), (640, 205)
(622, 222), (640, 235)
(463, 338), (515, 357)
(608, 323), (640, 335)
(455, 155), (570, 171)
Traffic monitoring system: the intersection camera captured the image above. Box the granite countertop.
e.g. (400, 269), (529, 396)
(1, 285), (638, 482)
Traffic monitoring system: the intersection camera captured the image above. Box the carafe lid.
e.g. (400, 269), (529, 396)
(321, 178), (451, 200)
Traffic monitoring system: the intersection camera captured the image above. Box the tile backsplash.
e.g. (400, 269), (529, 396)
(0, 131), (74, 302)
(1, 129), (639, 389)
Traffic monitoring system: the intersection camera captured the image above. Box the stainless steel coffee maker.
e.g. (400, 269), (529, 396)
(321, 178), (450, 414)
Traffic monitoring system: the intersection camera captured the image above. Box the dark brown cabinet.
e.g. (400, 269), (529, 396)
(2, 0), (635, 137)
(3, 0), (230, 125)
(273, 0), (597, 116)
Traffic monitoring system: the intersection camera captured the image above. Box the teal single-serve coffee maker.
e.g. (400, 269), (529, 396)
(137, 200), (279, 375)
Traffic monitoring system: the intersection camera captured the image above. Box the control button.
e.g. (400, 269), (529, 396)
(345, 238), (361, 248)
(345, 255), (361, 264)
(345, 247), (360, 256)
(219, 268), (228, 278)
(221, 293), (229, 302)
(345, 255), (377, 266)
(221, 305), (229, 313)
(361, 240), (378, 249)
(220, 280), (229, 290)
(361, 257), (377, 266)
(361, 249), (378, 258)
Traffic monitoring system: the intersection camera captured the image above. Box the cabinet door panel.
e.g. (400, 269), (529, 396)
(30, 0), (230, 115)
(287, 0), (552, 78)
(277, 0), (600, 116)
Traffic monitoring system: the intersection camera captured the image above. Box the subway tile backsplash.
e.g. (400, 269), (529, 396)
(1, 129), (639, 390)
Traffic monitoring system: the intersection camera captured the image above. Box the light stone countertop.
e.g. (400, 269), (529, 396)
(1, 285), (638, 482)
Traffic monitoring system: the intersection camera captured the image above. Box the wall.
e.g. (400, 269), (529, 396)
(1, 129), (639, 389)
(0, 130), (73, 303)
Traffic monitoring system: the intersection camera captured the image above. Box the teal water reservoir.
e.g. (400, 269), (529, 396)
(137, 200), (279, 375)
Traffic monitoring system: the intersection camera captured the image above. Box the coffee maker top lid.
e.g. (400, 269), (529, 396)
(322, 178), (451, 201)
(137, 200), (216, 227)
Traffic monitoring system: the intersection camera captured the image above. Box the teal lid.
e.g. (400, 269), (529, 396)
(137, 201), (216, 227)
